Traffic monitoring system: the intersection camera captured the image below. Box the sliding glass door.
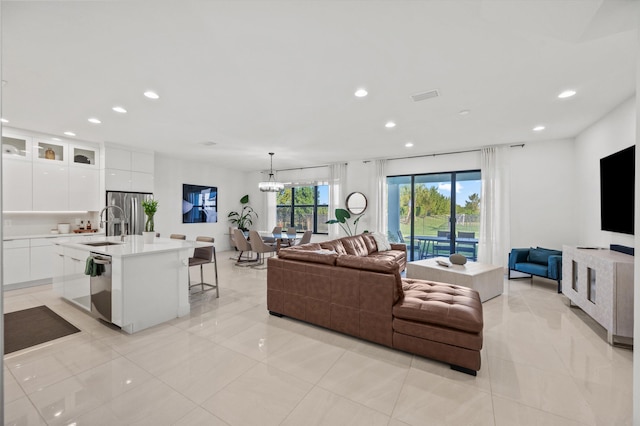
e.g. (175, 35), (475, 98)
(387, 170), (481, 261)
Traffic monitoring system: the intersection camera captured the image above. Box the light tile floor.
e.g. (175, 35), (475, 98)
(3, 252), (633, 425)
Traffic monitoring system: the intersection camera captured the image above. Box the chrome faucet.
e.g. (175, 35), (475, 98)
(99, 205), (128, 241)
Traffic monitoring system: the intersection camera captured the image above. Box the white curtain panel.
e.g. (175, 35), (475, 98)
(328, 163), (347, 239)
(374, 159), (387, 234)
(478, 146), (511, 267)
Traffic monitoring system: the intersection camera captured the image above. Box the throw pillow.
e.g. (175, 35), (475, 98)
(371, 232), (392, 252)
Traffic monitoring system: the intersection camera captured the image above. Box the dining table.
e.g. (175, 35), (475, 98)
(258, 231), (299, 251)
(414, 236), (478, 260)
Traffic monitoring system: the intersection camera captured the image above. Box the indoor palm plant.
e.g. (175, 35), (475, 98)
(141, 199), (159, 242)
(228, 194), (257, 231)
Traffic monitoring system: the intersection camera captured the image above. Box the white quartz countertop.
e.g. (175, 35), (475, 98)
(56, 235), (212, 258)
(4, 232), (106, 241)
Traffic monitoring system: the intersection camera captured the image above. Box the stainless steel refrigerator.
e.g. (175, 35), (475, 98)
(105, 191), (154, 236)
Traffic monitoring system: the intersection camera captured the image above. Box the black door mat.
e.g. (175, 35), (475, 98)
(4, 305), (81, 355)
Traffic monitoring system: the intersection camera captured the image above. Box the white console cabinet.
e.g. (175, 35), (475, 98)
(562, 246), (634, 345)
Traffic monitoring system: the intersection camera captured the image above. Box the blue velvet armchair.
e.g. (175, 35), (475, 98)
(508, 247), (563, 292)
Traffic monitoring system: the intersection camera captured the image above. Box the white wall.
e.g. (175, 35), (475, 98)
(509, 138), (578, 249)
(574, 96), (636, 248)
(250, 143), (580, 252)
(153, 154), (248, 251)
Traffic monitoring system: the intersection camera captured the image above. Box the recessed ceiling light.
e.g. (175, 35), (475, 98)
(532, 125), (545, 132)
(354, 88), (368, 98)
(144, 91), (159, 99)
(458, 109), (470, 116)
(558, 90), (576, 99)
(112, 106), (127, 113)
(64, 131), (76, 136)
(52, 138), (61, 141)
(1, 118), (9, 123)
(385, 121), (396, 129)
(405, 142), (414, 148)
(88, 117), (101, 124)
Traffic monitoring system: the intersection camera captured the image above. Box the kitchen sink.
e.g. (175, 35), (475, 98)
(82, 241), (123, 247)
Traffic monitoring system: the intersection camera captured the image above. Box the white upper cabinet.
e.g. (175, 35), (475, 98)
(2, 132), (32, 160)
(2, 128), (101, 211)
(132, 151), (154, 174)
(105, 146), (132, 170)
(69, 167), (100, 211)
(70, 144), (98, 167)
(2, 158), (33, 211)
(104, 145), (154, 192)
(33, 139), (68, 163)
(33, 162), (69, 211)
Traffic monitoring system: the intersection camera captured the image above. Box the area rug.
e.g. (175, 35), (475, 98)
(4, 305), (80, 354)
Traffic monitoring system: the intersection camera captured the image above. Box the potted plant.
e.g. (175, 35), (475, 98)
(326, 208), (363, 236)
(227, 194), (257, 231)
(141, 199), (159, 243)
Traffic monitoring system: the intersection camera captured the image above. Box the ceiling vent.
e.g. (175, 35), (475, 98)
(410, 89), (440, 102)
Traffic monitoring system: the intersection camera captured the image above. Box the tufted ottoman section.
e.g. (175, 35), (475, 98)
(392, 278), (484, 374)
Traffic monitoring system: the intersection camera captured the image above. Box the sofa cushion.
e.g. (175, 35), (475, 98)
(393, 279), (483, 334)
(340, 235), (369, 257)
(528, 248), (556, 265)
(336, 254), (397, 273)
(371, 232), (392, 252)
(361, 234), (378, 254)
(514, 262), (548, 277)
(368, 250), (406, 265)
(278, 243), (338, 265)
(320, 239), (347, 255)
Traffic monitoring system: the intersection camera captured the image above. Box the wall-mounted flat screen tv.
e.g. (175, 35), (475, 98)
(182, 184), (217, 223)
(600, 145), (634, 235)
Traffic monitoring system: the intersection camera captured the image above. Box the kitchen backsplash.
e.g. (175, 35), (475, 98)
(3, 212), (100, 237)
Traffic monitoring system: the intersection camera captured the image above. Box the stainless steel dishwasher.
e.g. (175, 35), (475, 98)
(89, 253), (112, 322)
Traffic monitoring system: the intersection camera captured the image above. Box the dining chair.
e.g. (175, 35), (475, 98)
(397, 230), (420, 260)
(170, 234), (186, 240)
(456, 231), (477, 260)
(262, 226), (282, 244)
(188, 236), (219, 297)
(278, 227), (297, 248)
(433, 230), (452, 257)
(233, 228), (257, 264)
(295, 230), (312, 245)
(248, 230), (276, 268)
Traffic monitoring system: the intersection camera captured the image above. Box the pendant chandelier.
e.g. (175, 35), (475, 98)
(258, 152), (284, 192)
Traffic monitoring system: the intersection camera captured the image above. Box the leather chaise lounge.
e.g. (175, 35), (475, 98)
(267, 234), (484, 375)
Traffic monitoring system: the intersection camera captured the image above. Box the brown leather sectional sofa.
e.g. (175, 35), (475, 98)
(267, 233), (484, 375)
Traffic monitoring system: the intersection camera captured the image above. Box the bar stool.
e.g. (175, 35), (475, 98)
(170, 234), (186, 240)
(188, 236), (218, 297)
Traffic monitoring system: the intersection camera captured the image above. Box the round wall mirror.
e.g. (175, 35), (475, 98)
(346, 192), (367, 215)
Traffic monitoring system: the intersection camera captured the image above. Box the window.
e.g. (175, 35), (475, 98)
(277, 185), (329, 233)
(387, 170), (481, 261)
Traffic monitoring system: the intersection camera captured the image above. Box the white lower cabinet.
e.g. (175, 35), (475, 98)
(62, 247), (91, 311)
(3, 240), (30, 285)
(30, 238), (57, 281)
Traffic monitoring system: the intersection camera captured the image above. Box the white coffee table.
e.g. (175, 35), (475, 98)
(406, 257), (504, 302)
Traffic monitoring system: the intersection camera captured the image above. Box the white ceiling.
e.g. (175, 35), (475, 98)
(2, 0), (638, 172)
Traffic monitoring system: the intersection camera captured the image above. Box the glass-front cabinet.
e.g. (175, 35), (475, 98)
(2, 133), (32, 159)
(34, 139), (67, 163)
(71, 144), (98, 167)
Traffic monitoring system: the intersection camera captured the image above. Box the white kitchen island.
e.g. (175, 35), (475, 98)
(54, 235), (211, 333)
